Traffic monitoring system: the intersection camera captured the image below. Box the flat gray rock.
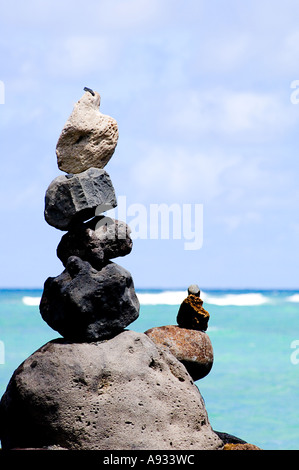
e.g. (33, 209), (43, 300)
(44, 167), (117, 231)
(39, 256), (140, 342)
(56, 90), (119, 174)
(57, 216), (132, 270)
(0, 331), (223, 450)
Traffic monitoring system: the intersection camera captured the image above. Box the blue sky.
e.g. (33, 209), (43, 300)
(1, 0), (299, 289)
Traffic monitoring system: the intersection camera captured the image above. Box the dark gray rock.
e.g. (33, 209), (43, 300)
(57, 216), (132, 269)
(0, 331), (223, 450)
(214, 431), (247, 445)
(39, 256), (139, 341)
(44, 167), (117, 231)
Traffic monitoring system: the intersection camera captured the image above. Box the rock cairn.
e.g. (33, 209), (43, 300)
(145, 285), (213, 381)
(0, 89), (260, 451)
(40, 89), (140, 342)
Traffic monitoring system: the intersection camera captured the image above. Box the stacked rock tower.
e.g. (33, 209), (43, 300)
(0, 89), (232, 451)
(40, 88), (140, 342)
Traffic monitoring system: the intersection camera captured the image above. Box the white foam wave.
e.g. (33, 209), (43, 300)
(137, 291), (186, 305)
(203, 292), (270, 306)
(21, 292), (270, 308)
(22, 296), (41, 306)
(137, 291), (270, 306)
(286, 294), (299, 303)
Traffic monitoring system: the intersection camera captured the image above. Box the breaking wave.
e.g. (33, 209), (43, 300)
(202, 292), (270, 306)
(286, 294), (299, 303)
(136, 291), (270, 306)
(22, 296), (41, 306)
(22, 291), (271, 307)
(136, 291), (186, 305)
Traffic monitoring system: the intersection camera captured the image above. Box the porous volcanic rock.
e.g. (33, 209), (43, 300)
(144, 325), (214, 381)
(39, 256), (139, 342)
(56, 90), (119, 174)
(0, 331), (223, 451)
(44, 167), (117, 231)
(57, 216), (132, 270)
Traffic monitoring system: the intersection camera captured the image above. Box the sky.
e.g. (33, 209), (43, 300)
(1, 0), (299, 289)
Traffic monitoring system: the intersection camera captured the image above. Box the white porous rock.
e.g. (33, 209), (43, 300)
(56, 90), (119, 174)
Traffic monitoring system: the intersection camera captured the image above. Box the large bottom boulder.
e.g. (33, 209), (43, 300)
(0, 330), (223, 450)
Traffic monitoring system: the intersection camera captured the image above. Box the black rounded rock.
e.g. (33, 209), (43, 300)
(39, 256), (140, 342)
(57, 216), (132, 270)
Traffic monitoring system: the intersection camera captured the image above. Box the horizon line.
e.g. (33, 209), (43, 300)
(0, 286), (298, 291)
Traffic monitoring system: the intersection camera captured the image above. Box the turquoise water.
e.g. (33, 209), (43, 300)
(0, 288), (298, 450)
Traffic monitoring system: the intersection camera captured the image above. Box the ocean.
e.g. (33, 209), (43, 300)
(0, 288), (298, 450)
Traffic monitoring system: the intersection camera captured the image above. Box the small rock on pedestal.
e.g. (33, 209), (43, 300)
(57, 216), (132, 270)
(188, 284), (201, 296)
(44, 167), (117, 231)
(145, 325), (213, 381)
(39, 256), (140, 342)
(56, 90), (119, 174)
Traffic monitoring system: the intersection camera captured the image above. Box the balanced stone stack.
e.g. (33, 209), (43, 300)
(0, 89), (256, 451)
(145, 285), (213, 381)
(40, 89), (140, 342)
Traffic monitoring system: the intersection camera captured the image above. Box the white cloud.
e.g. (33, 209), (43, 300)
(128, 140), (296, 232)
(196, 34), (251, 73)
(279, 30), (299, 72)
(130, 145), (240, 202)
(96, 0), (162, 30)
(0, 1), (62, 25)
(46, 35), (122, 77)
(163, 88), (297, 142)
(0, 183), (43, 212)
(219, 212), (262, 233)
